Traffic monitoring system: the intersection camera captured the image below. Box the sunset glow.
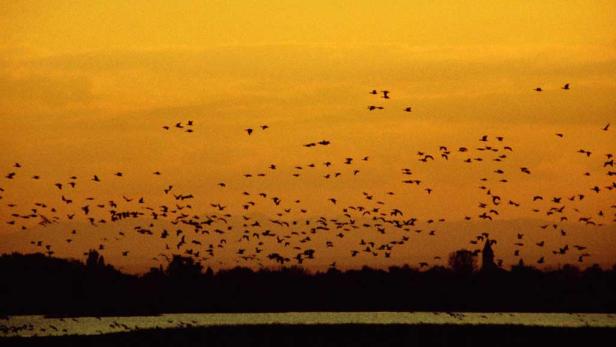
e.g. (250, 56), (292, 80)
(1, 1), (615, 273)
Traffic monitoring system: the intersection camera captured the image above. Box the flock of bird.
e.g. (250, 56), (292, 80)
(1, 83), (614, 271)
(368, 89), (412, 112)
(534, 83), (571, 92)
(162, 120), (195, 133)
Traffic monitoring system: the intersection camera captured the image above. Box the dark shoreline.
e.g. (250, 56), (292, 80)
(3, 253), (616, 316)
(24, 309), (616, 319)
(2, 324), (616, 347)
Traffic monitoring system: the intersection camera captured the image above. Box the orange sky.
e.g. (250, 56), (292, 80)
(1, 1), (615, 273)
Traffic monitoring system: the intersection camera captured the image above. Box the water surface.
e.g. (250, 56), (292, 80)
(2, 312), (616, 337)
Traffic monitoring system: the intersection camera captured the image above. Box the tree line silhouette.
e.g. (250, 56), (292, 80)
(1, 249), (615, 316)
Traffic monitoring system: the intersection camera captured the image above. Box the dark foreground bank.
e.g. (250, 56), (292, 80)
(3, 252), (616, 315)
(2, 324), (616, 347)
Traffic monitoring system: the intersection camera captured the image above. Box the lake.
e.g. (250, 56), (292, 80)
(2, 312), (616, 337)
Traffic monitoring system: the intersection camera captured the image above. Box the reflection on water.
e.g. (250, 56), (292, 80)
(2, 312), (616, 337)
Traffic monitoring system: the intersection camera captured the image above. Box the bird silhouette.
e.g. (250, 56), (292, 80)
(538, 257), (545, 264)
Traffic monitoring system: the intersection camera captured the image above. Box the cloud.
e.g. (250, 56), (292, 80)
(0, 43), (612, 125)
(0, 72), (95, 112)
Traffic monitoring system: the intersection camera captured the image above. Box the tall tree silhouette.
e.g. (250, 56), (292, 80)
(85, 249), (106, 271)
(165, 254), (203, 280)
(448, 249), (477, 275)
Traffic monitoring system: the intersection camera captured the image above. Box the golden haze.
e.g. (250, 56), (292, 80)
(0, 1), (615, 273)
